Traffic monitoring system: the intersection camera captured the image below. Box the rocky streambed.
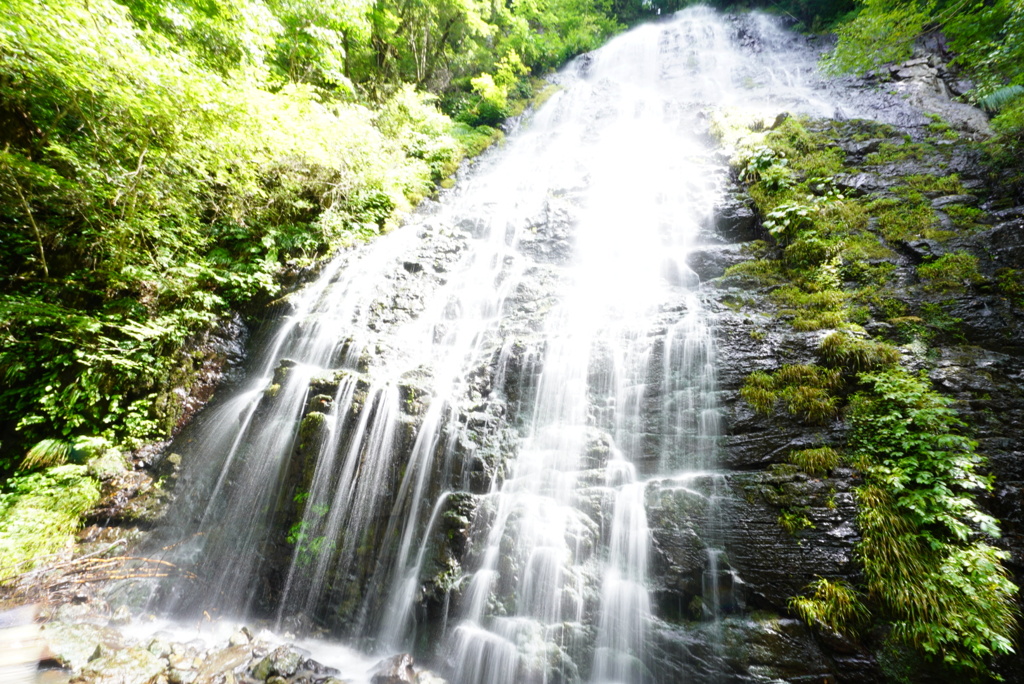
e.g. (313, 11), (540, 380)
(27, 603), (445, 684)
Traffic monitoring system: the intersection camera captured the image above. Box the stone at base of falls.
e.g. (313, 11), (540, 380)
(199, 645), (255, 679)
(43, 622), (126, 672)
(252, 646), (307, 680)
(37, 611), (362, 684)
(371, 654), (416, 684)
(228, 628), (252, 648)
(80, 647), (165, 684)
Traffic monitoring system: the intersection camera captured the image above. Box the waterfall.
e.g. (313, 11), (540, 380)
(147, 7), (839, 682)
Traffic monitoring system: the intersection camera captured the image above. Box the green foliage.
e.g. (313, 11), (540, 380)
(865, 198), (937, 242)
(789, 446), (842, 476)
(0, 0), (495, 458)
(0, 465), (101, 579)
(979, 86), (1024, 113)
(821, 0), (933, 76)
(778, 508), (815, 535)
(762, 201), (811, 241)
(723, 259), (786, 286)
(917, 252), (984, 293)
(790, 578), (870, 635)
(286, 517), (335, 568)
(21, 439), (72, 470)
(742, 146), (793, 189)
(821, 0), (1024, 153)
(819, 332), (900, 373)
(849, 369), (1018, 674)
(741, 364), (842, 424)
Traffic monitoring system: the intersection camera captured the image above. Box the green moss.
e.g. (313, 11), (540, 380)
(923, 113), (959, 142)
(792, 147), (845, 178)
(918, 301), (966, 342)
(844, 259), (896, 287)
(902, 173), (965, 196)
(917, 252), (983, 293)
(819, 332), (900, 373)
(723, 259), (786, 286)
(771, 285), (847, 309)
(816, 198), (870, 235)
(0, 465), (101, 579)
(843, 232), (895, 261)
(772, 285), (850, 330)
(866, 198), (937, 242)
(298, 411), (328, 451)
(995, 268), (1024, 305)
(740, 239), (772, 257)
(740, 364), (842, 424)
(764, 116), (825, 160)
(941, 203), (986, 231)
(783, 237), (833, 270)
(864, 140), (937, 165)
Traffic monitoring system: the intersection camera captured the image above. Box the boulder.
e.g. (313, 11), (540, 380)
(79, 647), (165, 684)
(371, 654), (416, 684)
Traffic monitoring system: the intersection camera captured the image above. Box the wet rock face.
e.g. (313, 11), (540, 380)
(692, 92), (1024, 683)
(649, 617), (841, 684)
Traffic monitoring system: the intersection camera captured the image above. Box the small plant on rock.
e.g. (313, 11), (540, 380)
(741, 364), (842, 424)
(819, 332), (900, 374)
(790, 446), (842, 476)
(790, 578), (870, 636)
(917, 252), (984, 293)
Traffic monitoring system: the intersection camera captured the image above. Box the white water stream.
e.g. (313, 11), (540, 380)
(150, 8), (840, 683)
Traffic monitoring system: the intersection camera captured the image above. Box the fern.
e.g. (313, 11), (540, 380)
(977, 85), (1024, 112)
(21, 438), (71, 470)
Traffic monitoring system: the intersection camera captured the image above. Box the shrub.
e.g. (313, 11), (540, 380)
(741, 365), (842, 424)
(0, 465), (100, 579)
(819, 332), (900, 373)
(849, 369), (1018, 674)
(790, 447), (842, 476)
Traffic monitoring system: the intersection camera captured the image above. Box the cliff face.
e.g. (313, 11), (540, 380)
(658, 68), (1024, 680)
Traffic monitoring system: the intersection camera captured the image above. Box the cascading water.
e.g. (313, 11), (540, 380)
(146, 7), (843, 683)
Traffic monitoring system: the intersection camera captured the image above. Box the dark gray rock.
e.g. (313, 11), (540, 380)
(931, 194), (978, 208)
(714, 193), (759, 242)
(687, 245), (748, 282)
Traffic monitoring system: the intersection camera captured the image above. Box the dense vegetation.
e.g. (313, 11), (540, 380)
(0, 0), (627, 581)
(725, 113), (1019, 676)
(0, 0), (626, 479)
